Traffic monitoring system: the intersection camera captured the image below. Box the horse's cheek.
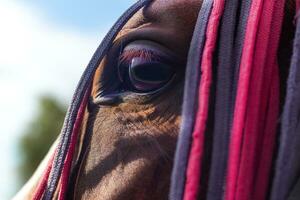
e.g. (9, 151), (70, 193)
(75, 86), (183, 199)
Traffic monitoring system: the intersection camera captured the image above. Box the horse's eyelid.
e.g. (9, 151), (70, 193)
(119, 49), (164, 65)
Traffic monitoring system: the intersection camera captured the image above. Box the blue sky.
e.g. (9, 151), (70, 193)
(18, 0), (135, 32)
(0, 0), (134, 199)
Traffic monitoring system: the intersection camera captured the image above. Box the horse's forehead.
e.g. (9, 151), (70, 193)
(119, 0), (201, 32)
(151, 0), (201, 8)
(148, 0), (201, 22)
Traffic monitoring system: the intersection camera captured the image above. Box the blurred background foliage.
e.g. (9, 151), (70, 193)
(18, 96), (66, 185)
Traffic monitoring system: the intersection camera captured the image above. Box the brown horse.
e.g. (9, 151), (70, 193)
(14, 0), (296, 199)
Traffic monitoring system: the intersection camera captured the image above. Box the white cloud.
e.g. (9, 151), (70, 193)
(0, 1), (105, 198)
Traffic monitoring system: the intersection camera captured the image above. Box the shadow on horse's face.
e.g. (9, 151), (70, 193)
(72, 0), (296, 199)
(73, 1), (202, 199)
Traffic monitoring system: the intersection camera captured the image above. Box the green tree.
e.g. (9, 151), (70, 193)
(19, 95), (67, 184)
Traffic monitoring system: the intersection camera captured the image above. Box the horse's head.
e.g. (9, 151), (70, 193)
(73, 1), (202, 199)
(66, 0), (297, 199)
(13, 0), (298, 200)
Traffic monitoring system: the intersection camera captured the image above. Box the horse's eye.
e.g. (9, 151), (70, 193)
(118, 40), (176, 93)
